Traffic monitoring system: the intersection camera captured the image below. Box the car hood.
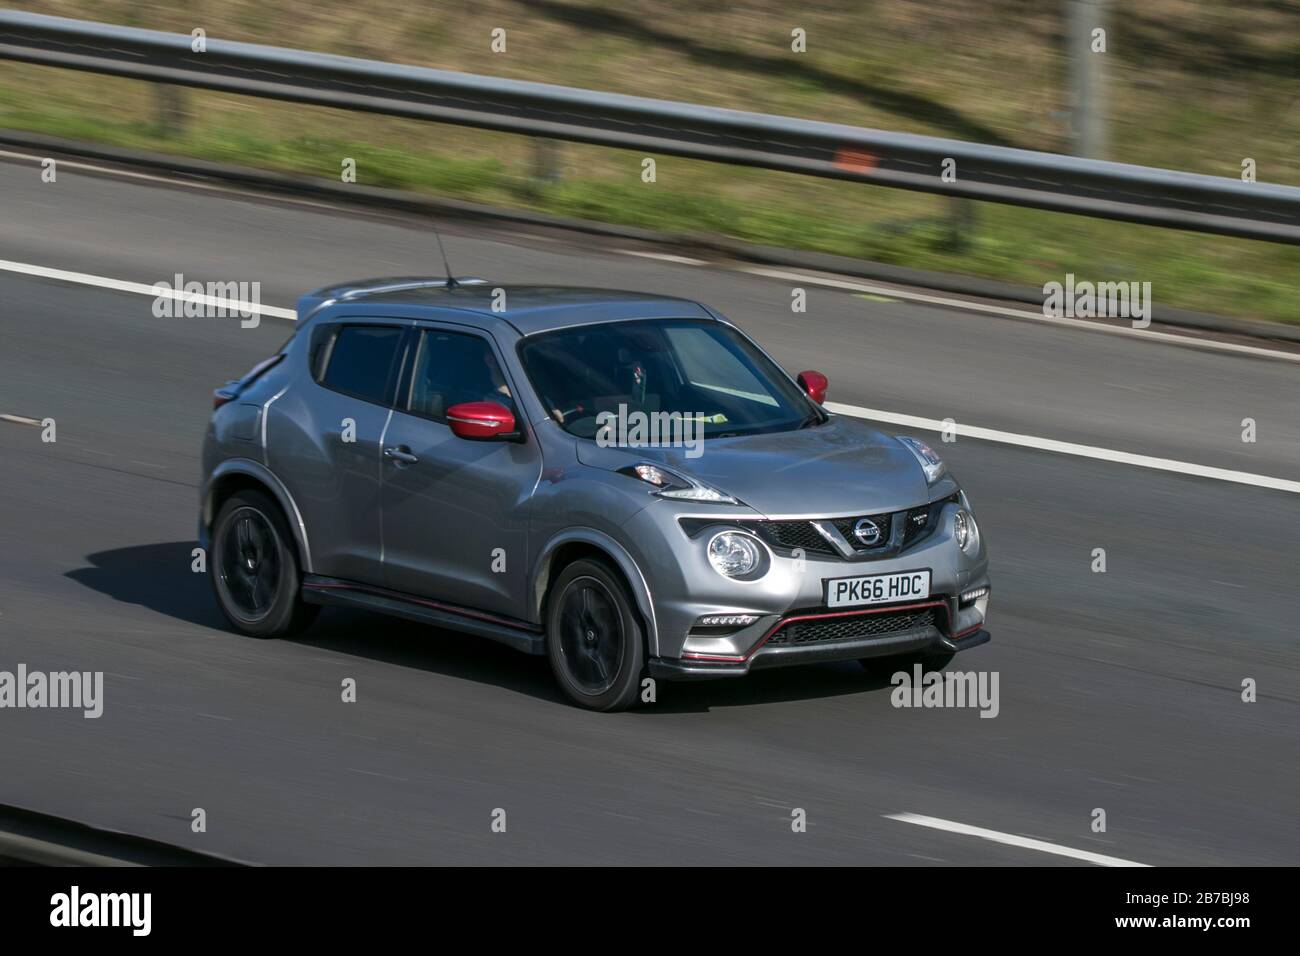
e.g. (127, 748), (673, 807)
(575, 414), (933, 516)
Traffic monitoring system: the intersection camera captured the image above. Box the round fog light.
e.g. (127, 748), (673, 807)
(707, 532), (762, 578)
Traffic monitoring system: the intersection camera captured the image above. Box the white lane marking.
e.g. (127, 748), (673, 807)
(616, 249), (706, 265)
(6, 255), (1298, 494)
(0, 258), (296, 320)
(0, 413), (42, 426)
(886, 813), (1151, 867)
(746, 266), (1300, 364)
(827, 400), (1300, 494)
(2, 149), (1295, 364)
(6, 147), (1296, 365)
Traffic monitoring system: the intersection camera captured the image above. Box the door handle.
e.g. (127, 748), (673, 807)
(383, 445), (419, 464)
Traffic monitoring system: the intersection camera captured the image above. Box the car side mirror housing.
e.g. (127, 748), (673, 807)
(445, 401), (521, 441)
(797, 370), (828, 404)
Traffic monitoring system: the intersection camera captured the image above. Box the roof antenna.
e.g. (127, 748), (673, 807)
(431, 218), (458, 290)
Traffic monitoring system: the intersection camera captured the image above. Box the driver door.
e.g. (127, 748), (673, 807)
(380, 326), (541, 618)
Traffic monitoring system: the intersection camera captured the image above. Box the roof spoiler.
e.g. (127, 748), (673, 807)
(295, 276), (489, 321)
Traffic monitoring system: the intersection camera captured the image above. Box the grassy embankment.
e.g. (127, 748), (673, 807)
(2, 0), (1296, 322)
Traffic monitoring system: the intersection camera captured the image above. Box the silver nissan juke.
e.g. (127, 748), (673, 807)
(200, 278), (991, 710)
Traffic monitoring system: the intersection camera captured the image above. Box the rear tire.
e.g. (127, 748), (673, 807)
(545, 558), (646, 712)
(210, 489), (318, 638)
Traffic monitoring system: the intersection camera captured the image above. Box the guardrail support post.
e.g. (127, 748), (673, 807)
(154, 83), (188, 137)
(530, 137), (561, 188)
(945, 197), (977, 251)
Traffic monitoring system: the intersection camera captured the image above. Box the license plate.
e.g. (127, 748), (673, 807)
(825, 569), (931, 608)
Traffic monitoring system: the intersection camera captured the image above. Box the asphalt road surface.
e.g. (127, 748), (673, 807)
(0, 157), (1297, 865)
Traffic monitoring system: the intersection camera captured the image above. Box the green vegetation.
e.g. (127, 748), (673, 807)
(1, 1), (1295, 323)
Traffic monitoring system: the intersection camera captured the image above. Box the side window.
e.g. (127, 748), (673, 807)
(319, 325), (405, 406)
(406, 329), (515, 423)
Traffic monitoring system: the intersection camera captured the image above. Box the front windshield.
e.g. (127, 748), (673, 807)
(518, 318), (821, 440)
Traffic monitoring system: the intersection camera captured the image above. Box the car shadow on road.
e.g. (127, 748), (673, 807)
(643, 662), (898, 714)
(287, 609), (893, 713)
(67, 542), (228, 630)
(293, 605), (567, 704)
(67, 542), (898, 712)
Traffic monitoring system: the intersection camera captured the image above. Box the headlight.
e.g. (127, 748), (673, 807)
(897, 436), (946, 484)
(707, 532), (762, 577)
(620, 463), (739, 504)
(954, 509), (979, 555)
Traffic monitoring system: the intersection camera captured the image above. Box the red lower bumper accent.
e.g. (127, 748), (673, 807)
(683, 598), (954, 665)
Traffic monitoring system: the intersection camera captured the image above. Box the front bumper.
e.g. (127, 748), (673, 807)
(620, 494), (991, 665)
(648, 605), (989, 680)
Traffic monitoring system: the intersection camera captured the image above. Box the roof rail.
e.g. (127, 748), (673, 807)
(295, 276), (491, 322)
(336, 277), (489, 300)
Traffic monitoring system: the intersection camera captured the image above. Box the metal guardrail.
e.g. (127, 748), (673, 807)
(1, 10), (1298, 244)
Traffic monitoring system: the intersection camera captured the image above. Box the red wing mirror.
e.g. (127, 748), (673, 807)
(445, 401), (519, 440)
(797, 370), (829, 404)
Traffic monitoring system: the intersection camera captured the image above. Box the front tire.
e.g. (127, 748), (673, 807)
(210, 489), (318, 638)
(546, 558), (645, 711)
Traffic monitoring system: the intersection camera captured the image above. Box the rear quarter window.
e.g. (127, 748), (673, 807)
(318, 325), (405, 406)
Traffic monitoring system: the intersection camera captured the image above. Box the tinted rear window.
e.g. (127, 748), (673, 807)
(320, 325), (404, 405)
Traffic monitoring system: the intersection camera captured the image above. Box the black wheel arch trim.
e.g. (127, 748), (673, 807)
(201, 458), (313, 573)
(531, 528), (658, 655)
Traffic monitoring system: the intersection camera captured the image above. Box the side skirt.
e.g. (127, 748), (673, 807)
(300, 575), (546, 656)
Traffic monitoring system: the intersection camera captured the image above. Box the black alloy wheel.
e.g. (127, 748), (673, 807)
(546, 558), (645, 711)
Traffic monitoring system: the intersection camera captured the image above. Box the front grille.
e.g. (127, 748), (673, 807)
(753, 520), (835, 555)
(765, 606), (938, 646)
